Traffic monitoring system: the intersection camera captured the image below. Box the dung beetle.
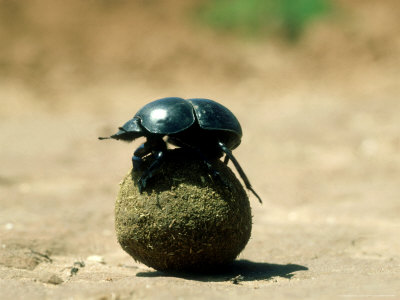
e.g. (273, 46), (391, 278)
(99, 97), (262, 203)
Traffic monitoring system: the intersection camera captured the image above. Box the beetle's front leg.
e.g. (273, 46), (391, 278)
(132, 143), (152, 171)
(133, 137), (167, 192)
(137, 149), (166, 193)
(132, 136), (166, 170)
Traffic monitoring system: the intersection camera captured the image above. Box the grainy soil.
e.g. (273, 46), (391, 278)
(0, 1), (399, 299)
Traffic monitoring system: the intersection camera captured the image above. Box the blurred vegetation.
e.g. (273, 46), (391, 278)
(198, 0), (333, 40)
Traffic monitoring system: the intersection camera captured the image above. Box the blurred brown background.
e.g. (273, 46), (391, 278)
(1, 1), (399, 299)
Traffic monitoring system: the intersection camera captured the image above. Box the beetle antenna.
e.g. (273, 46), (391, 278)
(218, 142), (262, 203)
(98, 136), (111, 140)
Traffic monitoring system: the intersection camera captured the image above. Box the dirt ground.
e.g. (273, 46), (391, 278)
(0, 1), (399, 299)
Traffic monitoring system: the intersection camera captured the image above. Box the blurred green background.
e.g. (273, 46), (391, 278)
(198, 0), (333, 40)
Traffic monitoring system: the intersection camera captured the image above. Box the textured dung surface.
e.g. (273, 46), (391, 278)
(115, 149), (252, 272)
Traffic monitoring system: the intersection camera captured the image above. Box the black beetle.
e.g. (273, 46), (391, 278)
(99, 97), (262, 203)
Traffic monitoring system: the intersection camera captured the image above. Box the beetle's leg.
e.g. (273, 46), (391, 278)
(135, 137), (167, 192)
(138, 149), (166, 193)
(132, 143), (152, 171)
(167, 136), (229, 187)
(191, 148), (230, 188)
(132, 137), (166, 171)
(198, 151), (220, 180)
(218, 141), (262, 203)
(223, 155), (230, 165)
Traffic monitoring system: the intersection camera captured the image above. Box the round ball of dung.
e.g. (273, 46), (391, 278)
(115, 149), (252, 273)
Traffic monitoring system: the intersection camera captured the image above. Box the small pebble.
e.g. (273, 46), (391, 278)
(87, 255), (105, 264)
(39, 272), (64, 285)
(5, 223), (14, 230)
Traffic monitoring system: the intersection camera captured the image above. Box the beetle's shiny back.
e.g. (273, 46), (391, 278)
(135, 97), (195, 135)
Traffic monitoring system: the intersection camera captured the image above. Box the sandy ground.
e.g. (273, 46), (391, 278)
(1, 1), (400, 299)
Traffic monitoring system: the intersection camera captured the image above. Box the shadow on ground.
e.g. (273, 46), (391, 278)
(136, 259), (308, 282)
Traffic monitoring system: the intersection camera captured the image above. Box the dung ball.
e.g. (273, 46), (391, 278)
(115, 149), (252, 273)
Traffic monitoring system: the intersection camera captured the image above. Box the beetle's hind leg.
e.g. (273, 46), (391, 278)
(218, 141), (262, 203)
(223, 155), (230, 165)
